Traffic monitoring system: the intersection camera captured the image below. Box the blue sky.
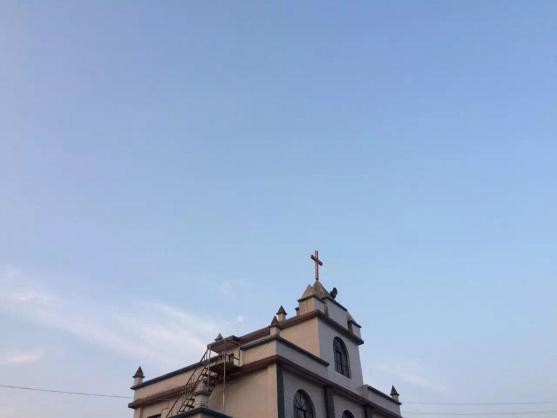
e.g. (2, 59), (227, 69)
(1, 2), (556, 418)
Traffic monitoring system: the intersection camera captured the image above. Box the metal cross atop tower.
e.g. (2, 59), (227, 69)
(310, 250), (323, 281)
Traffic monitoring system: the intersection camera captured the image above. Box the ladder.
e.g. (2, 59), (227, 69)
(164, 349), (219, 417)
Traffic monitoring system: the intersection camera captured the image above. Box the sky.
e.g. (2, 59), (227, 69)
(1, 1), (556, 418)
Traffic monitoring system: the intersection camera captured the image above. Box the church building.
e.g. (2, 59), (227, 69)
(129, 252), (404, 418)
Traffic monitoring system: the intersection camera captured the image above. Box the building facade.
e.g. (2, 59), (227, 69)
(129, 276), (403, 418)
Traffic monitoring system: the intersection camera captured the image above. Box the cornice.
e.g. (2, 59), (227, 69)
(241, 334), (330, 366)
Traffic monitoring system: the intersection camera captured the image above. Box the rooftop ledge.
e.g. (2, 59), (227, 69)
(365, 384), (402, 406)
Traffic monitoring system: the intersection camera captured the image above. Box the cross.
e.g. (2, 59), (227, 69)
(310, 250), (323, 281)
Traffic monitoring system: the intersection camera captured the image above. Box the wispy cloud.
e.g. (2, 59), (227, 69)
(0, 351), (43, 365)
(0, 267), (223, 370)
(365, 356), (449, 395)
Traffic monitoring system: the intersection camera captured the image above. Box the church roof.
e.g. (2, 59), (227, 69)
(299, 280), (332, 301)
(299, 284), (314, 299)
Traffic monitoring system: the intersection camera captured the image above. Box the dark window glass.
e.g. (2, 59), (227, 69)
(294, 390), (314, 418)
(333, 337), (350, 377)
(342, 411), (355, 418)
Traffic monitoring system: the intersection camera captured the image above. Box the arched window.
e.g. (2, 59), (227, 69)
(294, 390), (314, 418)
(342, 411), (355, 418)
(333, 337), (350, 377)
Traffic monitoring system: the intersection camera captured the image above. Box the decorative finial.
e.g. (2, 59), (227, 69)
(390, 385), (400, 401)
(270, 316), (279, 326)
(330, 287), (338, 299)
(310, 250), (323, 281)
(276, 305), (287, 321)
(133, 366), (144, 385)
(215, 333), (223, 341)
(133, 366), (144, 378)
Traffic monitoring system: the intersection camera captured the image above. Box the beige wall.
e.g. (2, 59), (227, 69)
(298, 296), (325, 316)
(210, 365), (278, 418)
(134, 368), (195, 400)
(132, 367), (198, 418)
(241, 340), (278, 365)
(133, 364), (278, 418)
(280, 317), (320, 357)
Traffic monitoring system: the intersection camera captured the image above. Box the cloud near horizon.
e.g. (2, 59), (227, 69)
(0, 267), (227, 370)
(0, 350), (43, 365)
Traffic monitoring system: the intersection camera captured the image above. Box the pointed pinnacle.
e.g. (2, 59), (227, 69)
(133, 366), (144, 378)
(276, 305), (287, 315)
(390, 385), (399, 397)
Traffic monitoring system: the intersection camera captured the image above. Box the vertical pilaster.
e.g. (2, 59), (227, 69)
(324, 386), (336, 418)
(277, 363), (285, 418)
(364, 406), (373, 418)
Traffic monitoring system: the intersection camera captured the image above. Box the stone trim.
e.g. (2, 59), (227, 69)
(348, 318), (362, 328)
(322, 295), (349, 312)
(365, 385), (402, 406)
(241, 334), (330, 366)
(129, 385), (185, 408)
(131, 363), (199, 390)
(297, 294), (326, 303)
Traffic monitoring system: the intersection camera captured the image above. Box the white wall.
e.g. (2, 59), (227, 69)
(324, 299), (348, 327)
(318, 320), (364, 391)
(333, 392), (367, 418)
(282, 370), (326, 418)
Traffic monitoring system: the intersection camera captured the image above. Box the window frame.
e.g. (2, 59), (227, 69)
(333, 337), (350, 378)
(294, 389), (315, 418)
